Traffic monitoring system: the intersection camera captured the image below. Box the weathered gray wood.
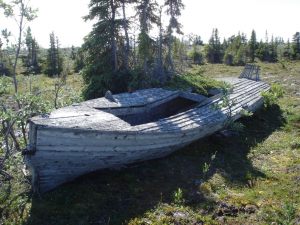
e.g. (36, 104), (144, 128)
(239, 64), (260, 81)
(25, 77), (270, 193)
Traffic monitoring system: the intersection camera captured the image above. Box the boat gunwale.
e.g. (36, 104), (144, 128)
(29, 78), (269, 135)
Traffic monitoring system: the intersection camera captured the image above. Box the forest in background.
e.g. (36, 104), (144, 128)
(1, 0), (300, 99)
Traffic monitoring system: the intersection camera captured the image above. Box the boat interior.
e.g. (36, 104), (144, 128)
(116, 96), (199, 126)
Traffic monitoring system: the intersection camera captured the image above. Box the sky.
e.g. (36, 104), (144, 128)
(1, 0), (300, 48)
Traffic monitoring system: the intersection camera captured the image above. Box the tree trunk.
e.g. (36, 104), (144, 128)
(141, 0), (149, 75)
(121, 0), (130, 70)
(167, 33), (174, 73)
(167, 3), (175, 74)
(157, 7), (164, 83)
(158, 8), (163, 66)
(110, 0), (118, 72)
(12, 0), (25, 94)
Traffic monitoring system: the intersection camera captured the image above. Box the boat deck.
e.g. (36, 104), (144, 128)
(30, 77), (269, 133)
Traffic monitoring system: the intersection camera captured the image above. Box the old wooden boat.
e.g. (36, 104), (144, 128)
(24, 77), (269, 193)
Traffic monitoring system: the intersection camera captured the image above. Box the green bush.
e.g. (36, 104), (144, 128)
(262, 83), (284, 107)
(82, 69), (132, 100)
(167, 66), (224, 95)
(0, 76), (12, 95)
(173, 188), (184, 205)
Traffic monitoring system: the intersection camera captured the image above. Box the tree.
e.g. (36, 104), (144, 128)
(256, 40), (267, 62)
(1, 0), (37, 93)
(24, 27), (40, 74)
(205, 28), (223, 63)
(70, 45), (76, 60)
(74, 47), (86, 73)
(224, 34), (247, 66)
(193, 35), (203, 46)
(121, 0), (131, 70)
(136, 0), (159, 76)
(164, 0), (184, 74)
(82, 0), (130, 99)
(269, 35), (278, 62)
(291, 32), (300, 59)
(153, 6), (165, 84)
(249, 30), (257, 62)
(283, 39), (292, 59)
(188, 45), (203, 65)
(0, 29), (13, 76)
(45, 32), (63, 76)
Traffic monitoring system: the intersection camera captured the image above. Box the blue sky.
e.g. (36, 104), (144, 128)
(1, 0), (299, 47)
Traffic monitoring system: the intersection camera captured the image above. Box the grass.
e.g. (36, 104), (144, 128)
(1, 61), (300, 224)
(0, 73), (84, 109)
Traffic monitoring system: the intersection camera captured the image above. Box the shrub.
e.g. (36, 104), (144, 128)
(173, 188), (184, 205)
(167, 66), (224, 96)
(262, 83), (284, 107)
(0, 76), (11, 95)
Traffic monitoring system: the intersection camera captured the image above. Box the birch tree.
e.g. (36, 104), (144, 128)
(1, 0), (37, 94)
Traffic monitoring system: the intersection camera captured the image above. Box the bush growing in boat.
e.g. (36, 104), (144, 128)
(167, 65), (225, 95)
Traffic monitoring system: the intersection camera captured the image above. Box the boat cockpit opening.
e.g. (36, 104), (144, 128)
(113, 96), (198, 126)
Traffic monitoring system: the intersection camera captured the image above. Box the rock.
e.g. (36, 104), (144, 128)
(287, 164), (300, 173)
(105, 90), (115, 102)
(215, 202), (239, 217)
(294, 216), (300, 225)
(193, 221), (204, 225)
(244, 205), (257, 214)
(216, 216), (226, 223)
(293, 176), (300, 184)
(173, 211), (188, 219)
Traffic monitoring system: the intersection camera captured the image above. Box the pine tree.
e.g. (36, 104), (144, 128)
(205, 28), (223, 63)
(164, 0), (184, 74)
(291, 32), (300, 59)
(45, 32), (63, 76)
(269, 35), (278, 62)
(120, 0), (132, 70)
(153, 6), (165, 84)
(136, 0), (158, 76)
(82, 0), (129, 99)
(249, 30), (257, 62)
(224, 34), (247, 66)
(283, 39), (292, 59)
(74, 47), (85, 73)
(70, 45), (76, 60)
(24, 27), (40, 74)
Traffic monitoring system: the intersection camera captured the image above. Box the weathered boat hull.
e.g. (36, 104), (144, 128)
(25, 77), (269, 193)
